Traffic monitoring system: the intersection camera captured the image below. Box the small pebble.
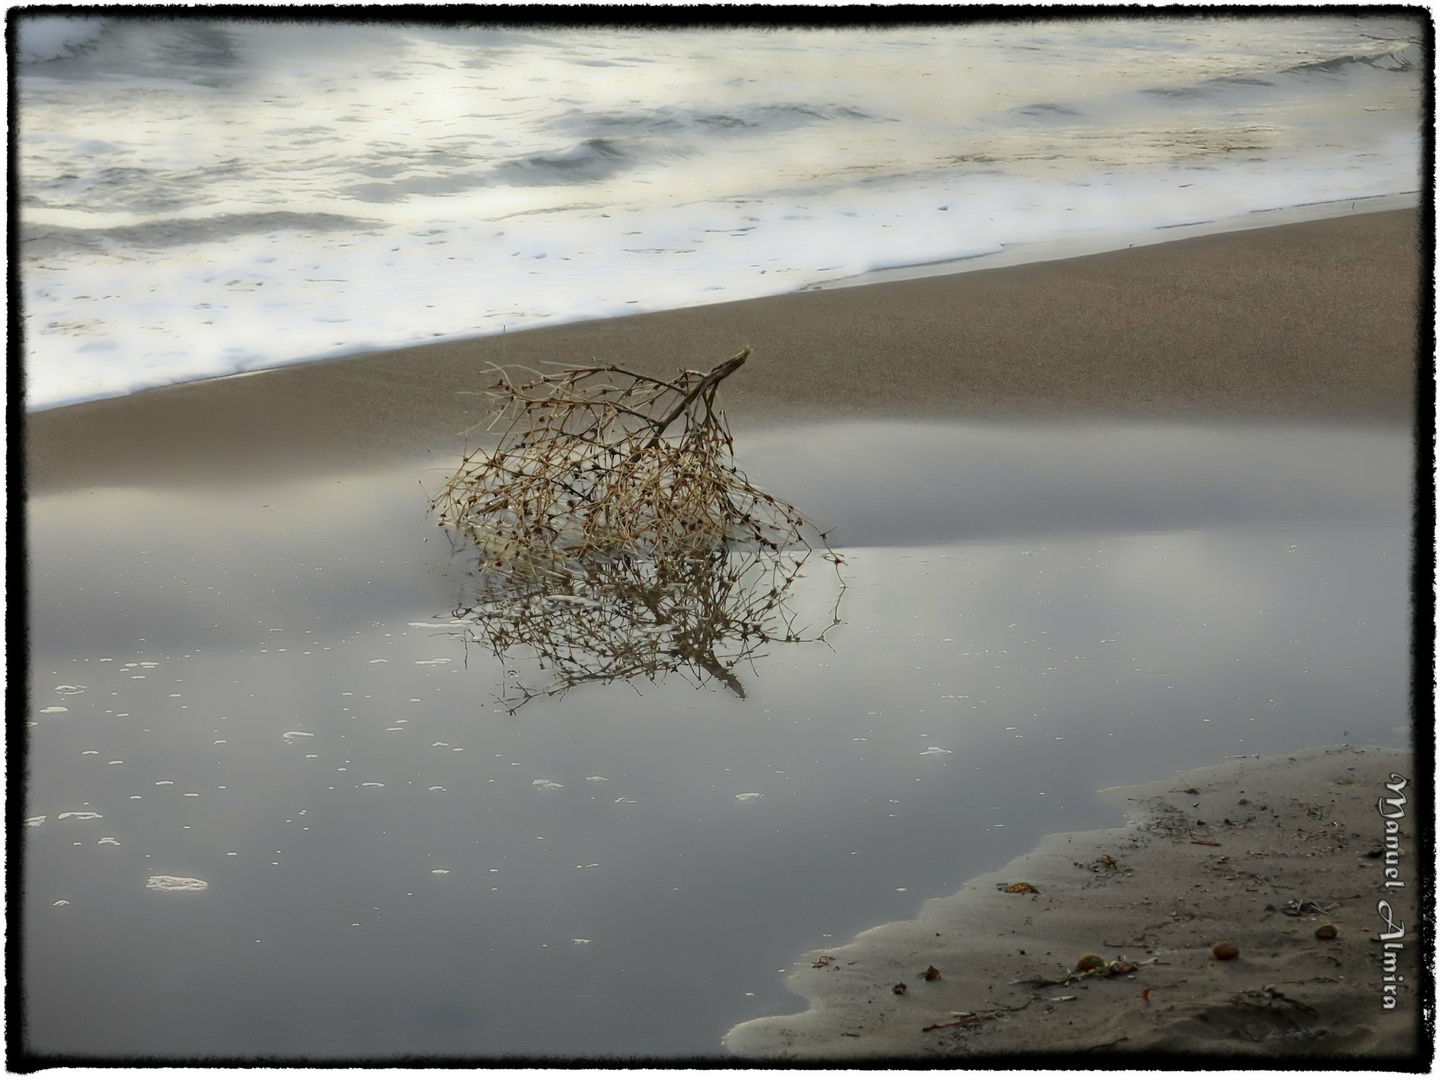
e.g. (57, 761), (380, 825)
(1315, 924), (1338, 940)
(892, 983), (907, 995)
(1075, 953), (1105, 972)
(1211, 941), (1240, 960)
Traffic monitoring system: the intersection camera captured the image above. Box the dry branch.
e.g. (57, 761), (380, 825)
(429, 349), (843, 710)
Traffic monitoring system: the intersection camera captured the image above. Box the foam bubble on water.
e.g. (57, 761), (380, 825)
(428, 786), (446, 792)
(573, 938), (592, 945)
(82, 750), (99, 755)
(54, 685), (86, 695)
(614, 797), (636, 804)
(26, 816), (46, 827)
(919, 747), (953, 756)
(532, 779), (564, 791)
(98, 837), (120, 845)
(58, 811), (103, 820)
(585, 776), (610, 782)
(360, 782), (385, 788)
(108, 760), (123, 765)
(735, 792), (764, 801)
(39, 706), (68, 714)
(414, 658), (453, 666)
(52, 899), (71, 907)
(368, 659), (389, 664)
(431, 869), (450, 875)
(283, 731), (315, 742)
(146, 875), (208, 891)
(155, 780), (174, 786)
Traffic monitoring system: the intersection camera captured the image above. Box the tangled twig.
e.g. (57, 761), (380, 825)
(429, 349), (844, 710)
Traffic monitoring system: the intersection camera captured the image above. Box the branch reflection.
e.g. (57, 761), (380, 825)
(442, 539), (843, 713)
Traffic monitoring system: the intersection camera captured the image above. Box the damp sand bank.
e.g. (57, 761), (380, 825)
(724, 744), (1421, 1063)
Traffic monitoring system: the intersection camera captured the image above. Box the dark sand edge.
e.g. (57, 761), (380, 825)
(724, 744), (1423, 1062)
(25, 208), (1421, 493)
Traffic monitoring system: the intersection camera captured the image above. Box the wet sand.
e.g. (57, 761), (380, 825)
(23, 209), (1424, 1063)
(723, 744), (1422, 1063)
(25, 207), (1419, 493)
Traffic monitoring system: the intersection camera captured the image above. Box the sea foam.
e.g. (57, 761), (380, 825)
(17, 17), (1422, 411)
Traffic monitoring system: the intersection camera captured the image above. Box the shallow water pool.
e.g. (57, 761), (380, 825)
(24, 420), (1411, 1059)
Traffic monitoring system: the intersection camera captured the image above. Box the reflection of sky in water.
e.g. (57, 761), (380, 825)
(25, 422), (1410, 1057)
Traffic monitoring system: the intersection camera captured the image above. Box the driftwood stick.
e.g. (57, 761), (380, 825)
(641, 348), (750, 449)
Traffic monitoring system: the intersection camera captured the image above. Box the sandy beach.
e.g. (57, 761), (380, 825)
(26, 207), (1419, 493)
(22, 208), (1424, 1064)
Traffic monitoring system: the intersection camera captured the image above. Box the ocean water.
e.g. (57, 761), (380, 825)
(16, 14), (1423, 411)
